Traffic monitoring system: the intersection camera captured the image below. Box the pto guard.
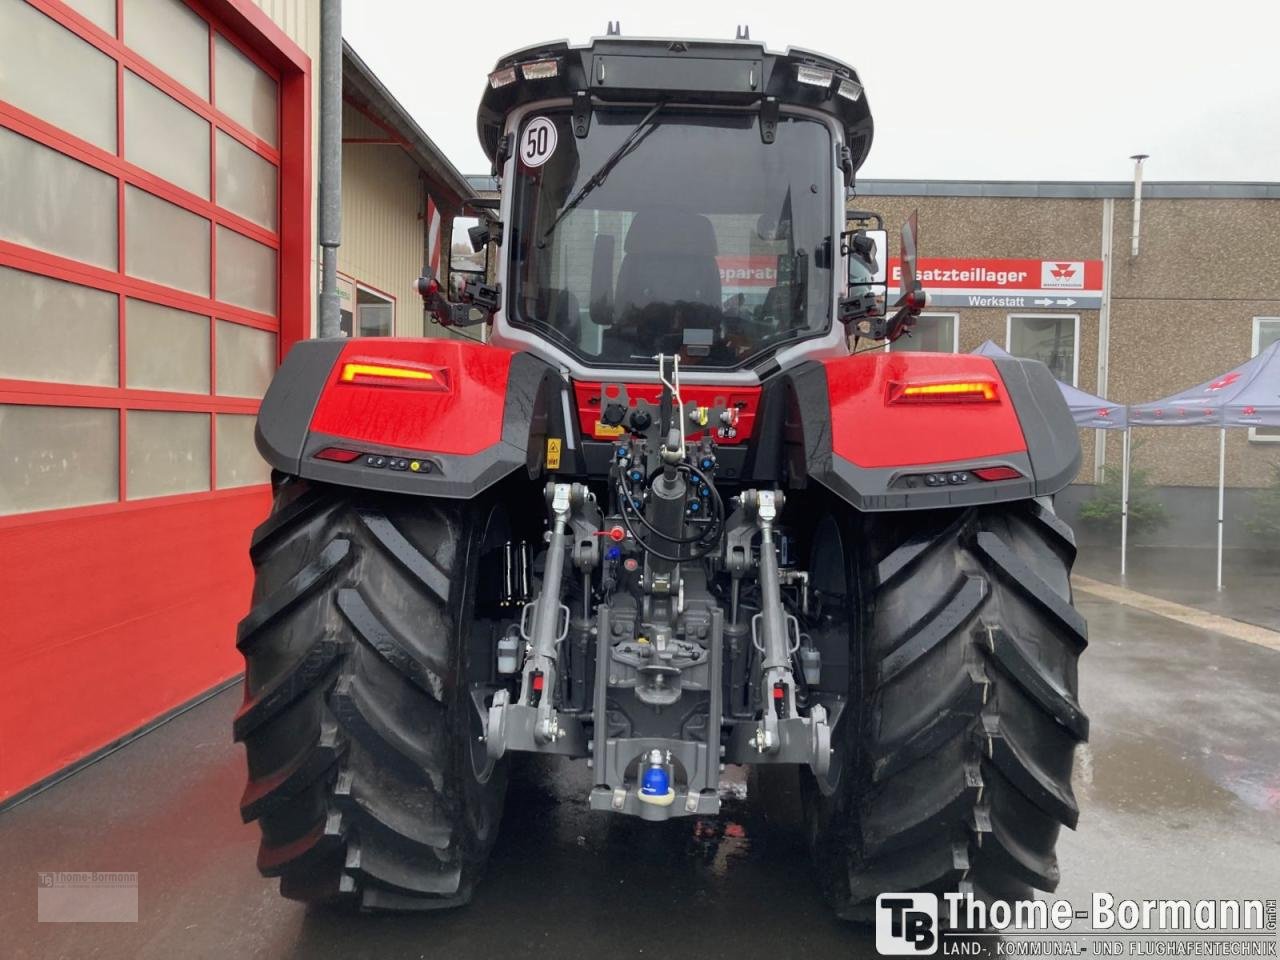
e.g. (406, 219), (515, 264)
(783, 352), (1081, 511)
(255, 338), (559, 499)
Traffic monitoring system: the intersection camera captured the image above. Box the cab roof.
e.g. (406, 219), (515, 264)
(477, 36), (874, 174)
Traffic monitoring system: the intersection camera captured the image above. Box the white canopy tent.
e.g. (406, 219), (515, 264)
(1127, 340), (1280, 590)
(972, 341), (1132, 571)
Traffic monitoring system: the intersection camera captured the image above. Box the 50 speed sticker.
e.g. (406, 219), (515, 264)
(520, 117), (558, 168)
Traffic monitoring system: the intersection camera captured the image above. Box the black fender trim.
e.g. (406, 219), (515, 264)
(782, 357), (1081, 512)
(256, 343), (559, 499)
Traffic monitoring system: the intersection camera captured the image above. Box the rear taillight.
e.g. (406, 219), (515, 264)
(339, 361), (450, 391)
(972, 465), (1022, 482)
(888, 379), (999, 404)
(313, 446), (361, 462)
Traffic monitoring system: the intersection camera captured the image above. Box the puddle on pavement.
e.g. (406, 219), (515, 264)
(1081, 734), (1245, 817)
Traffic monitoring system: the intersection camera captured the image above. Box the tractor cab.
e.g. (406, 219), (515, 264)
(424, 33), (915, 380)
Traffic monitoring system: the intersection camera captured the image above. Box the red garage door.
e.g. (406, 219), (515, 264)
(0, 0), (311, 802)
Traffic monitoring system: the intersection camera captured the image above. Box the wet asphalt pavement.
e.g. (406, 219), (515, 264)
(2, 589), (1279, 960)
(1077, 545), (1280, 632)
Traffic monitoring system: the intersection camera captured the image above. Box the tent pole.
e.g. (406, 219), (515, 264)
(1217, 427), (1226, 591)
(1120, 428), (1130, 578)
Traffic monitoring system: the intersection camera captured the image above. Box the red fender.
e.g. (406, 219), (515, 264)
(255, 338), (558, 499)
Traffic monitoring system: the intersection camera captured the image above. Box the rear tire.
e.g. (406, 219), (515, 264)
(803, 498), (1089, 922)
(234, 475), (508, 910)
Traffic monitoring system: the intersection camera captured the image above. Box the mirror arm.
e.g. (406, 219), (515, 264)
(462, 278), (501, 313)
(838, 290), (880, 325)
(416, 273), (497, 328)
(852, 285), (928, 342)
(845, 210), (884, 231)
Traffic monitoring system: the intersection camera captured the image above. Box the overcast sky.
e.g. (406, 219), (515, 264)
(343, 0), (1280, 183)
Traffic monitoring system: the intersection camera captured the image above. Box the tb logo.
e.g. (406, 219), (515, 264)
(876, 893), (938, 955)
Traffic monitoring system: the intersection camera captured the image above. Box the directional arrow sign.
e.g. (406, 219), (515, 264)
(924, 292), (1103, 308)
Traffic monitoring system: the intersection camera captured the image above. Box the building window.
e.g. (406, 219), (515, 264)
(356, 286), (395, 336)
(1251, 317), (1280, 442)
(1007, 314), (1079, 385)
(335, 277), (394, 337)
(888, 312), (958, 353)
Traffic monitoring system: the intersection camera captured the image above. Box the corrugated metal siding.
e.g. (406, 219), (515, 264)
(338, 102), (426, 337)
(249, 0), (320, 336)
(248, 0), (319, 57)
(247, 4), (438, 339)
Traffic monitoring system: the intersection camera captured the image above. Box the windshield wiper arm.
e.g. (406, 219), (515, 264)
(539, 101), (666, 246)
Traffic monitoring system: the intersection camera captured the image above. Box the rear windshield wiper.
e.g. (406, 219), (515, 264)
(539, 101), (666, 246)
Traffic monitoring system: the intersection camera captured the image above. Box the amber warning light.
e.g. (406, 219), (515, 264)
(888, 379), (999, 404)
(339, 361), (450, 391)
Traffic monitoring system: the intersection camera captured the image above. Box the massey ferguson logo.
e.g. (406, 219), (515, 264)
(1041, 261), (1085, 289)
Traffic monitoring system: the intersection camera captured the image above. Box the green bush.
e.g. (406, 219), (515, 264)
(1079, 443), (1168, 534)
(1245, 462), (1280, 543)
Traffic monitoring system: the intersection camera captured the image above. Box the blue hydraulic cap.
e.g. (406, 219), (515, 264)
(616, 447), (629, 459)
(606, 546), (622, 560)
(638, 748), (675, 806)
(700, 458), (714, 470)
(688, 500), (701, 512)
(629, 469), (643, 482)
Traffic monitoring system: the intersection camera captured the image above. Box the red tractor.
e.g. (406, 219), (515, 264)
(236, 32), (1088, 920)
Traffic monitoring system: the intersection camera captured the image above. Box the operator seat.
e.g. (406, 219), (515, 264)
(614, 209), (722, 316)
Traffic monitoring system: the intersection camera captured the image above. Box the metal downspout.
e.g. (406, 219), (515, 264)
(1095, 197), (1114, 481)
(317, 0), (343, 338)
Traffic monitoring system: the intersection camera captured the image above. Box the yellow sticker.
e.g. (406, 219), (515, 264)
(593, 421), (626, 438)
(545, 437), (562, 470)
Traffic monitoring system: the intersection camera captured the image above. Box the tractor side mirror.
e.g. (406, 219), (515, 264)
(448, 216), (489, 293)
(839, 227), (887, 323)
(847, 227), (887, 288)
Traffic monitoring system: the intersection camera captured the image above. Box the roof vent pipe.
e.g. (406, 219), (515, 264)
(1129, 153), (1148, 258)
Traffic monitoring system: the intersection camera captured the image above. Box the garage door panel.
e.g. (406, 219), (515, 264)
(0, 0), (300, 804)
(125, 298), (211, 393)
(213, 31), (277, 147)
(0, 0), (118, 151)
(216, 129), (277, 230)
(124, 69), (211, 199)
(215, 224), (276, 314)
(0, 126), (118, 269)
(0, 404), (119, 514)
(2, 491), (266, 649)
(215, 318), (274, 397)
(126, 410), (211, 499)
(124, 185), (212, 295)
(122, 0), (210, 99)
(0, 564), (249, 798)
(0, 264), (119, 386)
(61, 0), (115, 34)
(215, 412), (268, 487)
